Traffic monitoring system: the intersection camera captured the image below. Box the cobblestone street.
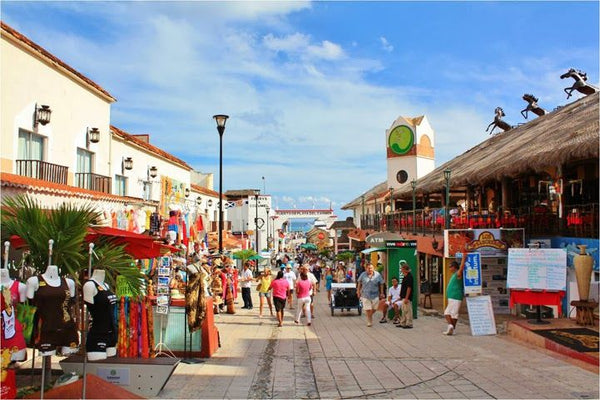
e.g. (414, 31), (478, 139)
(160, 288), (599, 399)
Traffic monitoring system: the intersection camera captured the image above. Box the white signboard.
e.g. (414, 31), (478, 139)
(507, 248), (567, 291)
(96, 367), (131, 385)
(466, 296), (497, 336)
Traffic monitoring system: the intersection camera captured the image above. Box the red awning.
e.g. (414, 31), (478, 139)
(10, 227), (179, 260)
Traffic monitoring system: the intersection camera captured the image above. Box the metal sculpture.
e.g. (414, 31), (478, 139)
(520, 94), (546, 119)
(486, 107), (512, 135)
(560, 68), (598, 99)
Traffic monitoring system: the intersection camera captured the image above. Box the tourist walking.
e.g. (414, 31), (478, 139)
(397, 261), (413, 329)
(256, 269), (274, 317)
(269, 270), (290, 327)
(240, 261), (253, 309)
(334, 263), (346, 283)
(294, 271), (313, 326)
(283, 264), (296, 309)
(356, 263), (385, 327)
(443, 248), (467, 335)
(324, 267), (334, 304)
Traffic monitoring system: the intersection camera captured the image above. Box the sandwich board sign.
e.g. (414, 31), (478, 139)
(466, 295), (497, 336)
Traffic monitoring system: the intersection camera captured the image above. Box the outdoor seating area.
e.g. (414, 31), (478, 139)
(362, 203), (598, 238)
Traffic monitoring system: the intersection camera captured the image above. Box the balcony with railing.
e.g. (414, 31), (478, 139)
(361, 203), (599, 239)
(74, 172), (112, 194)
(15, 159), (68, 185)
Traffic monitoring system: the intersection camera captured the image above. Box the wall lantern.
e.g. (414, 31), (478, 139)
(207, 199), (213, 207)
(185, 188), (190, 198)
(149, 166), (158, 179)
(196, 197), (202, 206)
(123, 157), (133, 170)
(88, 127), (100, 144)
(34, 104), (52, 127)
(121, 157), (133, 174)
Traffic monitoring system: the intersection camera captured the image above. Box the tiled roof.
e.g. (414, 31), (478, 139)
(111, 125), (192, 171)
(329, 220), (356, 230)
(191, 184), (219, 197)
(1, 21), (116, 102)
(0, 172), (136, 202)
(224, 189), (261, 197)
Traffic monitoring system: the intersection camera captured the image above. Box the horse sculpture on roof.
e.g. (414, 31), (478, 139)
(520, 94), (546, 119)
(486, 107), (512, 135)
(560, 68), (598, 99)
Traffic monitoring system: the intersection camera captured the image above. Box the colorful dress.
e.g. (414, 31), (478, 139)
(1, 281), (26, 354)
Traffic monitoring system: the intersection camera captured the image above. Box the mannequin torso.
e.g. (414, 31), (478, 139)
(26, 265), (75, 300)
(25, 265), (78, 355)
(84, 270), (117, 360)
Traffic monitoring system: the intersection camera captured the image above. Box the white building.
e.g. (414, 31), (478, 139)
(1, 21), (221, 249)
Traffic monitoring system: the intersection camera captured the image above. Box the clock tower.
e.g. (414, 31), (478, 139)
(386, 115), (435, 190)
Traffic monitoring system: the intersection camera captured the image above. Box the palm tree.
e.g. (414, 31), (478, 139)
(1, 194), (144, 297)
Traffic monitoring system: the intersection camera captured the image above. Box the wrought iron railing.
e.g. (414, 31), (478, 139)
(15, 159), (68, 185)
(74, 172), (112, 194)
(360, 203), (599, 239)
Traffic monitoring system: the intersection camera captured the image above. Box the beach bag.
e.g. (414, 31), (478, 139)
(16, 301), (36, 343)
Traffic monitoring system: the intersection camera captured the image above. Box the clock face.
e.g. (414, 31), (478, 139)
(396, 170), (408, 184)
(388, 125), (414, 155)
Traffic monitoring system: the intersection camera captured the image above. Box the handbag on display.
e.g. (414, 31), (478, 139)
(16, 301), (36, 343)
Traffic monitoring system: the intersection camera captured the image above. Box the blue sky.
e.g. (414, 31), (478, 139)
(3, 1), (598, 218)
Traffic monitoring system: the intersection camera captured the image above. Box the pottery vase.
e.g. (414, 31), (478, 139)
(573, 245), (593, 301)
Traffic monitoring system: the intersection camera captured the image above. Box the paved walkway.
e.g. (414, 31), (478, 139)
(160, 286), (599, 399)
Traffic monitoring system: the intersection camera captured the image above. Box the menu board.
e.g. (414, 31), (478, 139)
(507, 248), (566, 291)
(466, 296), (497, 336)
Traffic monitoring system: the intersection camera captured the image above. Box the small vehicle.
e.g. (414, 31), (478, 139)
(330, 283), (362, 316)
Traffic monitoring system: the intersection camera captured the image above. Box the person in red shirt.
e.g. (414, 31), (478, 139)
(269, 271), (290, 327)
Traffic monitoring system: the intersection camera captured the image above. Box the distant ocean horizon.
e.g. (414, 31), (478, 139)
(288, 218), (315, 233)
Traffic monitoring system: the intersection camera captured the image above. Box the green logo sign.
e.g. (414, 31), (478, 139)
(110, 369), (116, 376)
(388, 125), (414, 155)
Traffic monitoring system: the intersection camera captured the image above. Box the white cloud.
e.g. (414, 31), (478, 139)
(380, 36), (393, 52)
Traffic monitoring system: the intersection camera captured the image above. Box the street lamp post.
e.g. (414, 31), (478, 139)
(411, 179), (417, 234)
(266, 206), (270, 250)
(254, 190), (260, 253)
(444, 169), (452, 229)
(213, 114), (229, 254)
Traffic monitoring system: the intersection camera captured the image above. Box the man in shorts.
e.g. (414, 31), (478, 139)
(380, 277), (401, 324)
(443, 251), (467, 335)
(356, 263), (385, 327)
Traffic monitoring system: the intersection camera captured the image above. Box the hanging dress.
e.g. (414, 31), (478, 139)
(1, 281), (26, 354)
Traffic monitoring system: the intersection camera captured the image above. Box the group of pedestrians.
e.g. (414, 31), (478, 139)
(356, 247), (466, 335)
(237, 260), (318, 327)
(234, 247), (467, 335)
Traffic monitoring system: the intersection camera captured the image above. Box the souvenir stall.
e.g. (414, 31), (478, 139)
(6, 228), (182, 398)
(443, 228), (525, 314)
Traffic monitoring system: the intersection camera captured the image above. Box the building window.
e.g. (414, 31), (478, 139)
(18, 129), (44, 160)
(76, 148), (93, 173)
(115, 175), (127, 196)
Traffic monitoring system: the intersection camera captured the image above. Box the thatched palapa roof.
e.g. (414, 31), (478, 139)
(408, 92), (598, 196)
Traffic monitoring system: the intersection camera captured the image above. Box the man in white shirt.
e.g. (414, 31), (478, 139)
(380, 277), (401, 324)
(283, 264), (297, 309)
(240, 262), (254, 309)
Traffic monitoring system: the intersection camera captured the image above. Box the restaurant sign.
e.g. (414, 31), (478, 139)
(444, 228), (524, 258)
